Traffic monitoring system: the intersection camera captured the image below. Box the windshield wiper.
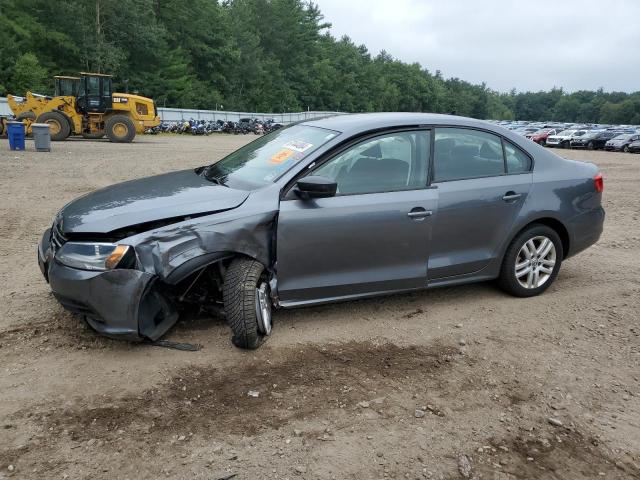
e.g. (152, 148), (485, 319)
(201, 166), (228, 187)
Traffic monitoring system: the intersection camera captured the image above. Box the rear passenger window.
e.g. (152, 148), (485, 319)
(433, 128), (505, 182)
(504, 142), (532, 174)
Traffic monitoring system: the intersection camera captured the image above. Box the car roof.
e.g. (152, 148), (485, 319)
(301, 112), (495, 135)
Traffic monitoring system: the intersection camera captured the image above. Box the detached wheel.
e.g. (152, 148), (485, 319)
(223, 257), (272, 349)
(106, 115), (136, 143)
(498, 225), (563, 298)
(36, 111), (70, 141)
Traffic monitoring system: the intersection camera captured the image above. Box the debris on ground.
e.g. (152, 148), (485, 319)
(457, 454), (473, 478)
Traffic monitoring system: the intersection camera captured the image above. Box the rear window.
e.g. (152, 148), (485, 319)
(504, 142), (532, 174)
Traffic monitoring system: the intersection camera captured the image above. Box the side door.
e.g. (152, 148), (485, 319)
(276, 129), (437, 305)
(428, 128), (533, 279)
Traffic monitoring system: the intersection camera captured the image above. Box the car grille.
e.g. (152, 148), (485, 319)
(50, 221), (67, 251)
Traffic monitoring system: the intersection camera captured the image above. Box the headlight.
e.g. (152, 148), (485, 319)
(55, 242), (133, 271)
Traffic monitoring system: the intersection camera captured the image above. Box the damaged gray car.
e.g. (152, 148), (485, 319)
(38, 113), (605, 349)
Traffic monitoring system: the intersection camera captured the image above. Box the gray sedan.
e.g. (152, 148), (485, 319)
(37, 113), (605, 349)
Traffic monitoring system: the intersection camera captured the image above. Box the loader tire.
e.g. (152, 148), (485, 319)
(36, 111), (70, 141)
(106, 115), (136, 143)
(16, 112), (36, 122)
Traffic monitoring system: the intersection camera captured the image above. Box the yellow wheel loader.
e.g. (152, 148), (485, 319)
(5, 73), (160, 142)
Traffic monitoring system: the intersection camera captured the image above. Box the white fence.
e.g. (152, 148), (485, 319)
(0, 96), (342, 124)
(156, 107), (343, 124)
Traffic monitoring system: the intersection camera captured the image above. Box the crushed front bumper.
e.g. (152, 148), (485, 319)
(38, 229), (178, 341)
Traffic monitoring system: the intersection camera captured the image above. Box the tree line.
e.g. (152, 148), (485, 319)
(1, 0), (638, 124)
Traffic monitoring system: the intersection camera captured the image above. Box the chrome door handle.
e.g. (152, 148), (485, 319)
(407, 209), (433, 219)
(502, 192), (522, 201)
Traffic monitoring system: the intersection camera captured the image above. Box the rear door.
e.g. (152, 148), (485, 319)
(276, 129), (437, 305)
(428, 128), (533, 279)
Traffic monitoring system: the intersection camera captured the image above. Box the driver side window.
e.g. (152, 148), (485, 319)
(313, 130), (430, 195)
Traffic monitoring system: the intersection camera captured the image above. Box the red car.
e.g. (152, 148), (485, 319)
(526, 128), (559, 146)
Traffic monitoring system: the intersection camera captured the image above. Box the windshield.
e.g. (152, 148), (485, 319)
(557, 130), (575, 136)
(613, 134), (632, 140)
(204, 125), (339, 190)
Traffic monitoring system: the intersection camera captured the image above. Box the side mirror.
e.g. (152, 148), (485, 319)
(295, 175), (337, 199)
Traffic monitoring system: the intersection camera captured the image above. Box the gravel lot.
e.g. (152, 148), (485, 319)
(0, 134), (638, 479)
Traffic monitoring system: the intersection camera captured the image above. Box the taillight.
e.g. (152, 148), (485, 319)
(594, 173), (604, 193)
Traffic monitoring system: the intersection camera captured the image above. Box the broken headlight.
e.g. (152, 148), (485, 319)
(55, 243), (134, 271)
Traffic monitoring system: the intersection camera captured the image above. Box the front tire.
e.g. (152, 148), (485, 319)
(498, 225), (563, 298)
(623, 145), (630, 153)
(223, 258), (272, 349)
(36, 111), (70, 141)
(106, 115), (136, 143)
(587, 141), (594, 150)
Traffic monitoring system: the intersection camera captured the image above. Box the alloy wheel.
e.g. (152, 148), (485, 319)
(255, 281), (272, 335)
(514, 236), (557, 289)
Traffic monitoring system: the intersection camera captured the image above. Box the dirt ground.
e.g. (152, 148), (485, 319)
(0, 134), (638, 480)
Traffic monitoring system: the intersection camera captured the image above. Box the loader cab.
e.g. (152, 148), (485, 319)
(76, 73), (113, 114)
(54, 76), (80, 97)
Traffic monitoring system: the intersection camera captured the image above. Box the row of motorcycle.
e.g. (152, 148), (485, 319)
(146, 118), (284, 135)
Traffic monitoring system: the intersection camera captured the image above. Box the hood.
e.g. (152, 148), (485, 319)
(59, 169), (250, 234)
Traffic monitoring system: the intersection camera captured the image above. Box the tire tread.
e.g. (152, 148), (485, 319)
(223, 257), (265, 349)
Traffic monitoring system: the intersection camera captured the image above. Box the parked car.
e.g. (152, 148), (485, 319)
(513, 127), (540, 136)
(628, 139), (640, 153)
(37, 113), (605, 349)
(526, 128), (559, 146)
(545, 130), (586, 148)
(604, 133), (640, 152)
(570, 131), (617, 150)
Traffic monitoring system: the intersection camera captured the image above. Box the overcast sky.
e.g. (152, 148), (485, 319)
(315, 0), (639, 93)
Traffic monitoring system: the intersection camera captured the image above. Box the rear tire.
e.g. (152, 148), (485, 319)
(223, 257), (272, 349)
(498, 224), (563, 298)
(16, 111), (36, 122)
(105, 115), (136, 143)
(35, 111), (70, 141)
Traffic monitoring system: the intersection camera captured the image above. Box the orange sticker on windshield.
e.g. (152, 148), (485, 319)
(269, 149), (294, 164)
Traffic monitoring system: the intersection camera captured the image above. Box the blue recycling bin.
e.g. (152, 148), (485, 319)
(7, 121), (26, 151)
